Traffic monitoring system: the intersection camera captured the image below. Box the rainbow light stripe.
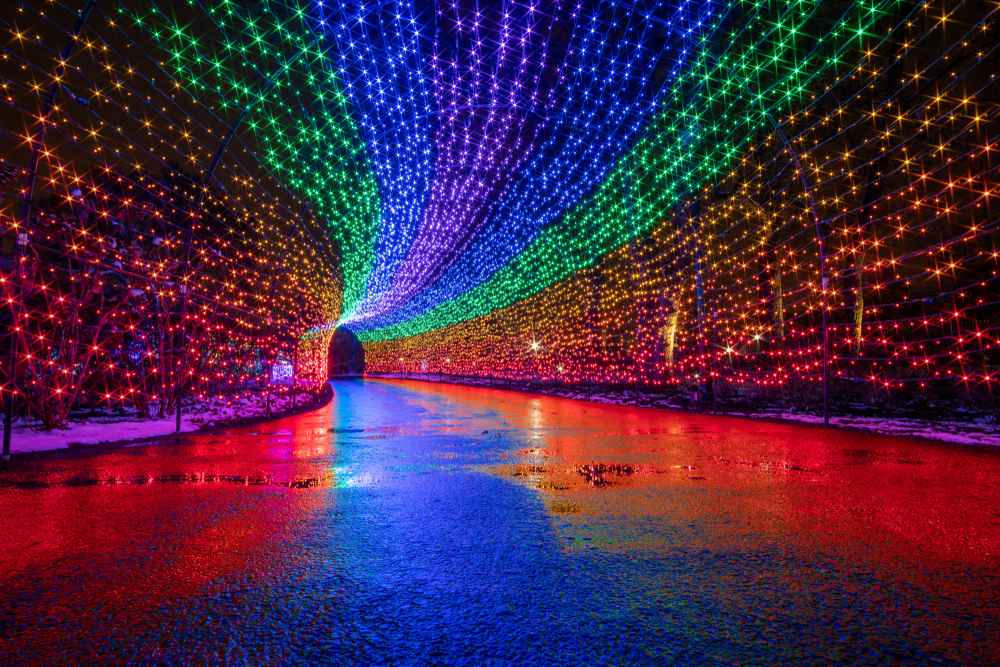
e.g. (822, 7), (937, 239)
(7, 0), (998, 416)
(141, 0), (879, 339)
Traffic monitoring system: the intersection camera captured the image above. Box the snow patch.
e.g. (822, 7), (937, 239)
(5, 391), (313, 454)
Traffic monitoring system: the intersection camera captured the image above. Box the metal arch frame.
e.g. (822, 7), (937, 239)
(172, 104), (250, 433)
(768, 122), (831, 426)
(2, 6), (835, 451)
(3, 0), (97, 460)
(657, 46), (831, 423)
(172, 36), (325, 433)
(704, 54), (832, 426)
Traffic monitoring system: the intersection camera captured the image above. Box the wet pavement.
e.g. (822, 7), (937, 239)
(1, 379), (999, 666)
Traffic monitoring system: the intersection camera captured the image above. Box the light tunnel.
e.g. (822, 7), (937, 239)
(2, 0), (999, 432)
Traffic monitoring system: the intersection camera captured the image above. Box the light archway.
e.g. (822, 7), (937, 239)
(328, 328), (364, 378)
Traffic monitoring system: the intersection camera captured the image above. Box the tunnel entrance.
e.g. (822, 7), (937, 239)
(328, 327), (364, 377)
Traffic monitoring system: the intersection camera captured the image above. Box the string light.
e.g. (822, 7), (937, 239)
(1, 0), (997, 429)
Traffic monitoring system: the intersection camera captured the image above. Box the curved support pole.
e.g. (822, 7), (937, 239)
(767, 121), (830, 426)
(712, 274), (719, 414)
(17, 0), (97, 233)
(173, 107), (248, 433)
(3, 1), (96, 459)
(693, 50), (830, 425)
(693, 204), (708, 408)
(173, 40), (320, 432)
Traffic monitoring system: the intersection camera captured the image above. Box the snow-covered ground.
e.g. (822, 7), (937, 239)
(370, 373), (1000, 448)
(5, 391), (314, 455)
(739, 412), (1000, 447)
(10, 375), (999, 455)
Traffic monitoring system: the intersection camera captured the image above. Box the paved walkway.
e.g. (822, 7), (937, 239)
(2, 379), (998, 665)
